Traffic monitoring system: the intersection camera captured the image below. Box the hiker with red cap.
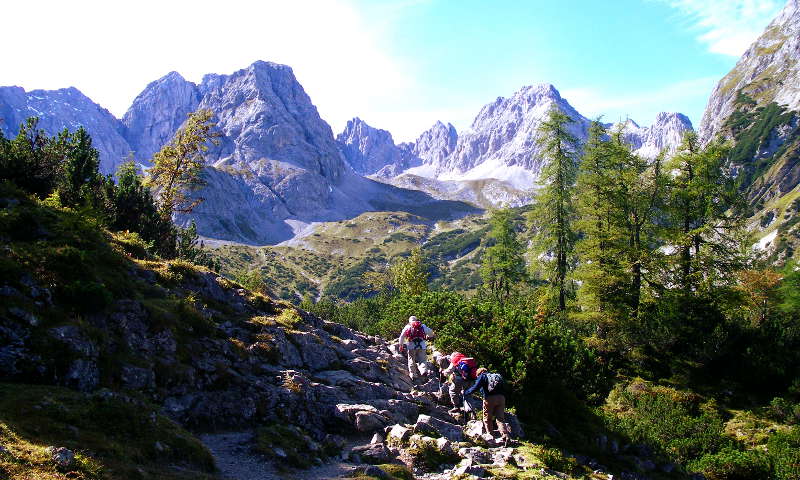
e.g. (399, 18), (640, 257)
(397, 316), (435, 384)
(442, 351), (479, 411)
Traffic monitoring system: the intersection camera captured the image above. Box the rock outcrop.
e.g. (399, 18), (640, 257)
(699, 0), (800, 142)
(0, 86), (131, 174)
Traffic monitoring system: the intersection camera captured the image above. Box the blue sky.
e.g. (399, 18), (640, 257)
(0, 0), (786, 141)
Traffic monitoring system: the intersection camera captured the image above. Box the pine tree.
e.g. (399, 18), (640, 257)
(111, 161), (176, 258)
(529, 108), (579, 311)
(59, 127), (101, 208)
(149, 109), (219, 217)
(481, 208), (526, 299)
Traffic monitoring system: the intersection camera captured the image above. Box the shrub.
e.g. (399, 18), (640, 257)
(604, 381), (732, 465)
(61, 280), (113, 313)
(689, 447), (770, 480)
(768, 427), (800, 480)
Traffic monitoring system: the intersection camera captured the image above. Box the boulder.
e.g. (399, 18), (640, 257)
(335, 404), (390, 433)
(452, 462), (490, 478)
(121, 364), (155, 390)
(414, 414), (463, 442)
(491, 447), (516, 466)
(387, 424), (412, 444)
(45, 446), (75, 469)
(457, 446), (491, 465)
(351, 465), (391, 479)
(351, 443), (393, 465)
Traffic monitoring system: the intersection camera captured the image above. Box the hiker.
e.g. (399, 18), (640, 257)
(463, 367), (511, 441)
(442, 351), (479, 411)
(397, 316), (434, 384)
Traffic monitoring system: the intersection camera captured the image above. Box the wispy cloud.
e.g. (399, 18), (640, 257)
(656, 0), (784, 56)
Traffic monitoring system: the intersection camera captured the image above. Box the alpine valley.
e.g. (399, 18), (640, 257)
(3, 2), (800, 480)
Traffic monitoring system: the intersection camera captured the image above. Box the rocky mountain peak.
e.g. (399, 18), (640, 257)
(410, 120), (458, 169)
(122, 71), (201, 162)
(437, 83), (589, 188)
(699, 0), (800, 142)
(619, 112), (693, 159)
(0, 85), (131, 174)
(336, 117), (419, 177)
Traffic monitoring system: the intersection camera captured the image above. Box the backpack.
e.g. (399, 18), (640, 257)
(404, 321), (426, 348)
(450, 352), (466, 367)
(486, 372), (503, 395)
(456, 358), (478, 380)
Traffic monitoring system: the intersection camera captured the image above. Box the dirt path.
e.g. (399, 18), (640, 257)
(200, 431), (364, 480)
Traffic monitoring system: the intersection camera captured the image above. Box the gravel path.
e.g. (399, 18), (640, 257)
(200, 431), (362, 480)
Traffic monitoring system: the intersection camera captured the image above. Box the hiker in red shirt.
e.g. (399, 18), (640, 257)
(397, 316), (435, 384)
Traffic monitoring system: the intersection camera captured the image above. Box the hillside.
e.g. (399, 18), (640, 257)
(0, 183), (706, 480)
(698, 0), (800, 262)
(207, 208), (508, 302)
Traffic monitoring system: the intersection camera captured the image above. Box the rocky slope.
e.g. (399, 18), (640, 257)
(0, 190), (540, 480)
(699, 0), (800, 143)
(0, 86), (132, 174)
(694, 0), (800, 261)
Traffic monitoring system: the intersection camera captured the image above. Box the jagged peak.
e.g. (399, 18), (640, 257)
(653, 111), (692, 126)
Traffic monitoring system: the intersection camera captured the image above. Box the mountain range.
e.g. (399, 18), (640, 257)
(1, 0), (798, 254)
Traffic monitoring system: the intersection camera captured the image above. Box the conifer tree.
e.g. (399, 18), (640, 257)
(529, 108), (579, 311)
(665, 132), (745, 294)
(574, 121), (629, 326)
(59, 127), (101, 208)
(149, 109), (219, 218)
(481, 208), (526, 299)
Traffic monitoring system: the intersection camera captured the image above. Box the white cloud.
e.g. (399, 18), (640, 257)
(0, 0), (417, 136)
(562, 76), (719, 126)
(657, 0), (784, 56)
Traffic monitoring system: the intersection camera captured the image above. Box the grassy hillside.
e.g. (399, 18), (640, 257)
(208, 208), (534, 303)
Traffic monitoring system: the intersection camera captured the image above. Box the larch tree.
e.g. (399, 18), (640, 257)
(529, 108), (580, 312)
(481, 208), (526, 299)
(149, 109), (220, 218)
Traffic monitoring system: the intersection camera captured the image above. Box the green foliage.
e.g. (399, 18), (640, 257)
(725, 102), (796, 189)
(391, 247), (429, 296)
(176, 220), (219, 271)
(689, 447), (770, 480)
(0, 383), (215, 479)
(0, 118), (66, 197)
(767, 426), (800, 480)
(605, 380), (732, 464)
(481, 209), (526, 299)
(57, 126), (103, 209)
(148, 109), (219, 217)
(110, 161), (177, 258)
(529, 108), (580, 311)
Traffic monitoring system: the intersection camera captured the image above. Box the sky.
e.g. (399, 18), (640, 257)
(0, 0), (787, 142)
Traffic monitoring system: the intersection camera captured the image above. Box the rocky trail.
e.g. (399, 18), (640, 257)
(202, 431), (367, 480)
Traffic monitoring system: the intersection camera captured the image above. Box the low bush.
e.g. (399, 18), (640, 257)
(689, 447), (770, 480)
